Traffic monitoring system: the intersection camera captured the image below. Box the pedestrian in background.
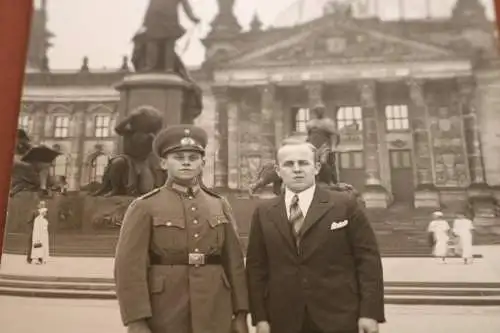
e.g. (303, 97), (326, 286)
(30, 206), (49, 264)
(452, 213), (475, 264)
(427, 211), (450, 263)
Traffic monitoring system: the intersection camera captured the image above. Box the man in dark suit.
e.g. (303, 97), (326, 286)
(246, 141), (385, 333)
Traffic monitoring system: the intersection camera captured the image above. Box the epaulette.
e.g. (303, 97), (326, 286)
(200, 184), (222, 198)
(137, 187), (161, 200)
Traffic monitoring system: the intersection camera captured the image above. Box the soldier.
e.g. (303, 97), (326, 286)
(114, 125), (249, 333)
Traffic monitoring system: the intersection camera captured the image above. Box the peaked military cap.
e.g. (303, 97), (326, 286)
(153, 125), (208, 157)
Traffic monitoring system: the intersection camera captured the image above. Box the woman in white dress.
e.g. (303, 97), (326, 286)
(427, 211), (450, 263)
(453, 213), (474, 264)
(30, 207), (49, 264)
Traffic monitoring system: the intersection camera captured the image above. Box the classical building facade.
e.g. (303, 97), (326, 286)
(20, 0), (500, 210)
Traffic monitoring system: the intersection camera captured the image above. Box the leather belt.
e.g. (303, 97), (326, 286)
(151, 253), (223, 266)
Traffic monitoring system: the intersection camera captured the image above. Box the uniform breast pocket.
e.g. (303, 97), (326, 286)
(151, 217), (186, 250)
(208, 215), (229, 248)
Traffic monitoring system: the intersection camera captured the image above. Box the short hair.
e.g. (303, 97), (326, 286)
(276, 140), (318, 164)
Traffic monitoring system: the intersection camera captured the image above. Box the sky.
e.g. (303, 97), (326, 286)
(43, 0), (497, 70)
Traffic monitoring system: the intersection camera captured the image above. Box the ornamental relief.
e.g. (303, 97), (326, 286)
(428, 104), (469, 187)
(236, 96), (274, 188)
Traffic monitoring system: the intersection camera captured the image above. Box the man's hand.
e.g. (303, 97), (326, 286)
(127, 320), (151, 333)
(256, 321), (270, 333)
(232, 313), (249, 333)
(358, 317), (378, 333)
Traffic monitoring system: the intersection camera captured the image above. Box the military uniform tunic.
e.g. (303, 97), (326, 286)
(114, 182), (249, 333)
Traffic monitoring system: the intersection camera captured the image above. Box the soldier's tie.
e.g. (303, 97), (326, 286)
(289, 194), (305, 248)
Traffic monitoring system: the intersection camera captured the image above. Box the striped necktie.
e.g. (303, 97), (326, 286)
(289, 194), (305, 247)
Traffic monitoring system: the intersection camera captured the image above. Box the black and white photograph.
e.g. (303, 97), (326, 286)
(1, 0), (500, 332)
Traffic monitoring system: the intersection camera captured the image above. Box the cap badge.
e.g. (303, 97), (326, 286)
(184, 129), (191, 136)
(180, 137), (196, 146)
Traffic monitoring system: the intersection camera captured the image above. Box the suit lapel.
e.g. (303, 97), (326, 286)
(300, 187), (334, 238)
(266, 195), (297, 253)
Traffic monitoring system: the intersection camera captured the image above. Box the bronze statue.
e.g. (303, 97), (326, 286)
(10, 129), (60, 198)
(92, 107), (167, 197)
(306, 104), (340, 185)
(131, 0), (200, 73)
(249, 104), (341, 195)
(131, 0), (203, 126)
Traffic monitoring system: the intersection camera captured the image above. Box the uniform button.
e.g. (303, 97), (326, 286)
(166, 222), (172, 226)
(188, 196), (193, 200)
(191, 207), (196, 211)
(193, 219), (198, 224)
(194, 233), (199, 238)
(194, 248), (199, 252)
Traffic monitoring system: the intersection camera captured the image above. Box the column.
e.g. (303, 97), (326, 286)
(70, 104), (87, 190)
(408, 79), (434, 186)
(31, 103), (46, 144)
(212, 86), (229, 188)
(260, 84), (277, 161)
(358, 81), (381, 186)
(458, 78), (487, 185)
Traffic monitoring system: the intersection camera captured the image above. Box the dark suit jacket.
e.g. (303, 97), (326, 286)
(246, 186), (385, 333)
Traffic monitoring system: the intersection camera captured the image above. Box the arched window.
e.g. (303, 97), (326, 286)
(294, 107), (310, 132)
(54, 115), (70, 138)
(90, 154), (109, 183)
(94, 115), (111, 137)
(337, 106), (363, 131)
(51, 155), (68, 177)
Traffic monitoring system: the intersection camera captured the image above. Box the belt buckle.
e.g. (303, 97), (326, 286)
(188, 253), (205, 266)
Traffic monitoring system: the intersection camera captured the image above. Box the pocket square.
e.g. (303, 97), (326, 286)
(330, 220), (348, 230)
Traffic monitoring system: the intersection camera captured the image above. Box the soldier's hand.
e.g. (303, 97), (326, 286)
(358, 317), (378, 333)
(256, 321), (271, 333)
(232, 314), (249, 333)
(127, 320), (151, 333)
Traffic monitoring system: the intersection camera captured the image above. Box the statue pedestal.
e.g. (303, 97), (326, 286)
(414, 185), (440, 209)
(362, 185), (390, 209)
(115, 72), (189, 130)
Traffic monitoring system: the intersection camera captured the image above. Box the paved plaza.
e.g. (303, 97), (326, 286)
(0, 296), (499, 333)
(1, 245), (500, 283)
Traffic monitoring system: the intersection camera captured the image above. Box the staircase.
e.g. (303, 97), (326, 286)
(2, 199), (498, 258)
(1, 274), (499, 305)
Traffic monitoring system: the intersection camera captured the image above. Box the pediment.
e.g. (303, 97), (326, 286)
(225, 20), (459, 68)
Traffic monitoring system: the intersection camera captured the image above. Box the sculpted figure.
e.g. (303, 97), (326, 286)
(249, 105), (341, 194)
(131, 0), (200, 73)
(10, 129), (59, 197)
(92, 107), (167, 197)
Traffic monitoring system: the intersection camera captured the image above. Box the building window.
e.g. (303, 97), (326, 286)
(18, 115), (30, 132)
(294, 107), (310, 132)
(94, 115), (111, 138)
(337, 106), (363, 131)
(338, 151), (364, 169)
(385, 105), (409, 131)
(51, 155), (68, 177)
(90, 154), (109, 183)
(54, 116), (70, 138)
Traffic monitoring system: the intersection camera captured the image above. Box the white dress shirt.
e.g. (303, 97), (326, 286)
(284, 185), (316, 219)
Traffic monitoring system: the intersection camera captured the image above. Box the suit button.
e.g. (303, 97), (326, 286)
(193, 219), (198, 224)
(194, 233), (199, 238)
(191, 207), (196, 211)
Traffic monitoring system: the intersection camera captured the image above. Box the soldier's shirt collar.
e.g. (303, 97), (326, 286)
(167, 181), (201, 196)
